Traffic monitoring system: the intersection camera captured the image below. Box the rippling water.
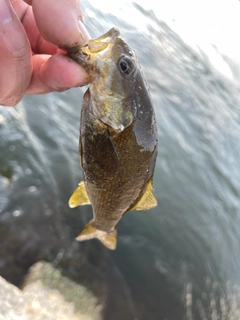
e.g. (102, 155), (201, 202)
(1, 1), (240, 319)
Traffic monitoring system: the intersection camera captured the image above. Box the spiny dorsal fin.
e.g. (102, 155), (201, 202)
(69, 181), (91, 208)
(131, 179), (157, 211)
(76, 220), (117, 250)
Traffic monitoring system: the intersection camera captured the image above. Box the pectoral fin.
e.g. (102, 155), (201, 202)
(69, 181), (91, 208)
(131, 179), (157, 211)
(94, 124), (119, 174)
(76, 220), (117, 250)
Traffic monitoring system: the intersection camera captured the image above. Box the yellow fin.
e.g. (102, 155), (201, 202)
(76, 220), (117, 250)
(131, 179), (157, 211)
(69, 181), (91, 208)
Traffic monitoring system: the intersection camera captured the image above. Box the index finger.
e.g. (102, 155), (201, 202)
(26, 0), (90, 49)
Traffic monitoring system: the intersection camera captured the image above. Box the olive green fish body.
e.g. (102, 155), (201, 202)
(81, 90), (157, 231)
(68, 28), (158, 249)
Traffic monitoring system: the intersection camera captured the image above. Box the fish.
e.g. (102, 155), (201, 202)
(67, 28), (158, 250)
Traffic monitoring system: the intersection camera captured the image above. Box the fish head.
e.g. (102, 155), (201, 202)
(68, 28), (140, 132)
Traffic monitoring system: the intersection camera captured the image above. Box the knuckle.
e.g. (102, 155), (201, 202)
(9, 42), (30, 64)
(0, 42), (31, 105)
(0, 17), (32, 105)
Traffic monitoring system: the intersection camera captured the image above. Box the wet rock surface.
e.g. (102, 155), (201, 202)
(0, 100), (108, 311)
(0, 261), (102, 320)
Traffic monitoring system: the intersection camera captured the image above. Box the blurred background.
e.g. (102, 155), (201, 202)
(1, 0), (240, 319)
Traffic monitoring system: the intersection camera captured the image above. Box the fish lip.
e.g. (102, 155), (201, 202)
(67, 28), (121, 73)
(67, 27), (120, 57)
(67, 48), (94, 75)
(90, 27), (120, 45)
(86, 27), (120, 55)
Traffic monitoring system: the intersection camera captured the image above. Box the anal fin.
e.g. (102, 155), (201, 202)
(76, 220), (117, 250)
(131, 179), (157, 211)
(69, 181), (91, 208)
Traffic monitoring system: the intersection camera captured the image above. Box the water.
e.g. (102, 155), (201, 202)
(1, 1), (240, 319)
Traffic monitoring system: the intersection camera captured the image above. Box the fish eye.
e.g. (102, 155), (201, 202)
(118, 56), (134, 76)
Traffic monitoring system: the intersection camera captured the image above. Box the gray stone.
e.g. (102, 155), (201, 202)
(0, 262), (102, 320)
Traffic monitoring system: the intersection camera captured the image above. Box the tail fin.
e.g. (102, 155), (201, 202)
(76, 220), (117, 250)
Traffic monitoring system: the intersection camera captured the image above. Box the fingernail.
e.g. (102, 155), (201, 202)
(78, 20), (91, 44)
(0, 0), (13, 24)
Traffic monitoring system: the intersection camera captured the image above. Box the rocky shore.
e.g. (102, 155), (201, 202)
(0, 261), (102, 320)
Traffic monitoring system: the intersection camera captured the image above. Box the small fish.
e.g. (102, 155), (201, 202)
(67, 28), (158, 250)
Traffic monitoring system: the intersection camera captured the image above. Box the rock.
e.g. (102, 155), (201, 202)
(0, 262), (102, 320)
(0, 100), (108, 308)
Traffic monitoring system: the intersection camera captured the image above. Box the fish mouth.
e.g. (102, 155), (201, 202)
(67, 28), (120, 72)
(88, 27), (120, 53)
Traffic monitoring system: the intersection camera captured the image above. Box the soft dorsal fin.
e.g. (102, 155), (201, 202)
(131, 179), (157, 211)
(76, 220), (117, 250)
(69, 181), (91, 208)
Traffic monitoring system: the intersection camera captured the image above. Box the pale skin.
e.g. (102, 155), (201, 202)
(0, 0), (91, 106)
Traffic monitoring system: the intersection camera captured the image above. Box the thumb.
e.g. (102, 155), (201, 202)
(31, 0), (90, 49)
(0, 0), (32, 106)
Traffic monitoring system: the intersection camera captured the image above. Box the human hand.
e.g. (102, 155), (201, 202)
(0, 0), (90, 106)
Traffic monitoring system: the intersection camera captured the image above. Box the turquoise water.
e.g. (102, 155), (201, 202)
(1, 1), (240, 319)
